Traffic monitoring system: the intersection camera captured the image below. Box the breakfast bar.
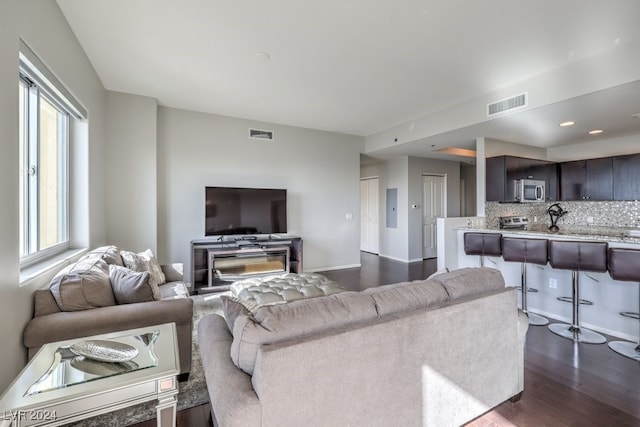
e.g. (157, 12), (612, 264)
(453, 226), (640, 342)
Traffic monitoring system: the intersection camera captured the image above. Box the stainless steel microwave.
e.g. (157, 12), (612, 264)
(514, 179), (545, 202)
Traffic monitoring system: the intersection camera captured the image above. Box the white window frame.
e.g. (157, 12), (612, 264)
(19, 40), (85, 267)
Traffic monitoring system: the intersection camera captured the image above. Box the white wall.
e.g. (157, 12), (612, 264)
(105, 91), (158, 253)
(156, 107), (363, 274)
(0, 0), (106, 390)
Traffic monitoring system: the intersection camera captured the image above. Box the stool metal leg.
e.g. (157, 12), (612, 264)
(549, 271), (606, 344)
(520, 262), (548, 326)
(608, 283), (640, 360)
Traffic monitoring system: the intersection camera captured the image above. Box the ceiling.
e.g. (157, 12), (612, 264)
(56, 0), (640, 158)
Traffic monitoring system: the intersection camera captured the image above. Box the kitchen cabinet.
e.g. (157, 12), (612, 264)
(613, 153), (640, 200)
(560, 157), (613, 201)
(486, 155), (558, 202)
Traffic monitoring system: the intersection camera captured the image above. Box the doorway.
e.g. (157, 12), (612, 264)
(422, 174), (446, 259)
(360, 178), (379, 254)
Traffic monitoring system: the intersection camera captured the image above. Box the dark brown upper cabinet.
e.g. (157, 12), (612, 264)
(613, 153), (640, 200)
(560, 157), (613, 201)
(486, 155), (558, 202)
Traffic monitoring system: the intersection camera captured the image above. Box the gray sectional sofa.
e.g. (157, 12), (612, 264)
(23, 246), (194, 376)
(198, 267), (528, 427)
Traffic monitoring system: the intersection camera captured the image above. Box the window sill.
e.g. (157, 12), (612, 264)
(20, 248), (87, 286)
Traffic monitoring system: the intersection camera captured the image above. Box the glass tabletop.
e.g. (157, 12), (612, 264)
(25, 330), (160, 396)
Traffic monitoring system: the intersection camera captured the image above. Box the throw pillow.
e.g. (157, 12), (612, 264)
(230, 291), (379, 375)
(109, 265), (160, 304)
(219, 295), (259, 331)
(431, 267), (505, 299)
(85, 245), (123, 266)
(120, 249), (166, 288)
(49, 258), (116, 311)
(363, 279), (450, 317)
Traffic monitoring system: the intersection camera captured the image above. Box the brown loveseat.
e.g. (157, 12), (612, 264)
(23, 247), (194, 376)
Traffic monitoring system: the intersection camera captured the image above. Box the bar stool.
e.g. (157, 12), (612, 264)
(464, 232), (501, 267)
(547, 240), (608, 344)
(607, 247), (640, 361)
(501, 237), (549, 326)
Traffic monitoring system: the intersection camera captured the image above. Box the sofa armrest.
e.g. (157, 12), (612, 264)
(161, 263), (184, 283)
(24, 298), (194, 374)
(198, 314), (261, 427)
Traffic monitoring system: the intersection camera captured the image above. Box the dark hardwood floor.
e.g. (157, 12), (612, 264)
(134, 252), (640, 427)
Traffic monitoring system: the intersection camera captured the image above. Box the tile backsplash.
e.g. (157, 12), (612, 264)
(485, 201), (640, 233)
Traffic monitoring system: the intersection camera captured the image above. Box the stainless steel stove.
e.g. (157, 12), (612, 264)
(499, 215), (529, 230)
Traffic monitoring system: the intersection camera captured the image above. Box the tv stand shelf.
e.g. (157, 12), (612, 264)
(190, 236), (303, 294)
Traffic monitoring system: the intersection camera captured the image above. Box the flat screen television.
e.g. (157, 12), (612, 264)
(205, 186), (287, 236)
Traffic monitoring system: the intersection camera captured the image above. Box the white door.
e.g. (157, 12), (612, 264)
(360, 178), (379, 254)
(423, 175), (446, 259)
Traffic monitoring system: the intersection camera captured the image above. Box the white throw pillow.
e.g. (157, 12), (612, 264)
(120, 249), (166, 290)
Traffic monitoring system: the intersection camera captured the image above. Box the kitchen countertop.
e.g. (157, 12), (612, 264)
(455, 226), (640, 244)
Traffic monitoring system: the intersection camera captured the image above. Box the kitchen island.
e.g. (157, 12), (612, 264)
(451, 225), (639, 341)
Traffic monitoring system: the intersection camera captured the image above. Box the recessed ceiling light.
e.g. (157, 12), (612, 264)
(559, 121), (576, 127)
(588, 129), (604, 135)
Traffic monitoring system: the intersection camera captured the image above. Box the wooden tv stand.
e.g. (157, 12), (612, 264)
(190, 236), (303, 294)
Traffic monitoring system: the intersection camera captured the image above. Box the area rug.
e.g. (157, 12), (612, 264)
(68, 292), (227, 426)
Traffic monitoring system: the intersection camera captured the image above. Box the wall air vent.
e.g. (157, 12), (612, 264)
(249, 128), (274, 141)
(487, 93), (527, 117)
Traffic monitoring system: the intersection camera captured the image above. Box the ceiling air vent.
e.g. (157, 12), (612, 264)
(487, 93), (527, 117)
(249, 128), (274, 141)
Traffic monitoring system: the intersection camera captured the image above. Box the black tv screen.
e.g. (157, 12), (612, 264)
(205, 187), (287, 236)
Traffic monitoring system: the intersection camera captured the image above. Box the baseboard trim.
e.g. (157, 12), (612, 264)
(528, 309), (636, 342)
(378, 254), (410, 263)
(306, 264), (361, 272)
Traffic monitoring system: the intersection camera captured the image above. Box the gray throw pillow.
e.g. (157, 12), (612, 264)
(109, 265), (160, 304)
(231, 291), (379, 375)
(363, 279), (450, 317)
(85, 245), (123, 266)
(49, 258), (116, 311)
(219, 295), (259, 331)
(431, 267), (505, 299)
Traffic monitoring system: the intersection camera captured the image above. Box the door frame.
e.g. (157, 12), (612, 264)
(422, 174), (447, 259)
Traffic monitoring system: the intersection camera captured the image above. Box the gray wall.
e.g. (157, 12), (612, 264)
(0, 0), (107, 390)
(105, 92), (159, 253)
(156, 107), (364, 274)
(378, 157), (409, 261)
(460, 164), (476, 216)
(360, 156), (462, 262)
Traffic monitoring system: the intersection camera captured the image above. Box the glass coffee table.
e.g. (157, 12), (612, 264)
(0, 323), (179, 427)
